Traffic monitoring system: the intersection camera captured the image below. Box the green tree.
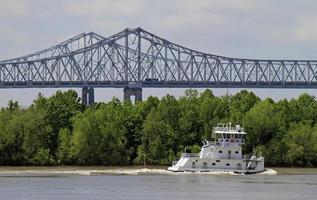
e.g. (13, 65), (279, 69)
(120, 100), (143, 163)
(20, 108), (54, 165)
(57, 128), (73, 164)
(0, 108), (20, 165)
(33, 90), (83, 159)
(7, 100), (19, 111)
(0, 106), (54, 165)
(284, 122), (317, 166)
(178, 89), (203, 147)
(243, 99), (279, 153)
(289, 93), (317, 123)
(199, 90), (223, 139)
(135, 110), (175, 165)
(230, 90), (260, 123)
(71, 101), (129, 165)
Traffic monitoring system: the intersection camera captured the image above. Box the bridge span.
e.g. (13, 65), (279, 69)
(1, 27), (317, 105)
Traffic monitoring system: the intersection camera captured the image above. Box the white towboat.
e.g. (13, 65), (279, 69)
(168, 123), (265, 174)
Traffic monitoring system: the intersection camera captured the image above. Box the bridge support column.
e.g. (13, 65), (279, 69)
(82, 87), (88, 106)
(88, 87), (94, 105)
(82, 87), (95, 106)
(123, 87), (142, 102)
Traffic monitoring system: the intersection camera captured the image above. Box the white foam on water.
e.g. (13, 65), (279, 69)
(92, 168), (174, 175)
(0, 170), (93, 176)
(87, 168), (243, 176)
(0, 168), (277, 176)
(258, 168), (278, 175)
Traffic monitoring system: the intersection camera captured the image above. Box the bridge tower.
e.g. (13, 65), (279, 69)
(82, 87), (95, 106)
(123, 87), (142, 102)
(123, 82), (142, 102)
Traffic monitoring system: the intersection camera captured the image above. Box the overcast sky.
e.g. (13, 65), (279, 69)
(1, 0), (317, 107)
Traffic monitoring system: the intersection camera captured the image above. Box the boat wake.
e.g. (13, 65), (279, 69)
(0, 168), (277, 176)
(257, 168), (278, 175)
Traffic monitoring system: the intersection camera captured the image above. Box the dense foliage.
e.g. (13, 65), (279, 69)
(0, 89), (316, 167)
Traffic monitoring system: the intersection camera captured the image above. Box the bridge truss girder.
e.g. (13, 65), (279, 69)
(1, 27), (317, 89)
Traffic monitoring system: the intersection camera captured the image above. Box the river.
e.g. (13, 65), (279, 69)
(0, 167), (316, 200)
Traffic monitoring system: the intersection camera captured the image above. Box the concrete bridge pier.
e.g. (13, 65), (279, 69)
(124, 87), (142, 102)
(82, 87), (95, 106)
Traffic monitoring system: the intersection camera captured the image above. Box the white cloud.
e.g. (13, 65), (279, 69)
(158, 12), (224, 31)
(178, 0), (263, 13)
(0, 25), (29, 60)
(2, 0), (317, 61)
(148, 0), (268, 36)
(0, 0), (30, 17)
(89, 19), (129, 33)
(293, 15), (317, 42)
(65, 0), (145, 17)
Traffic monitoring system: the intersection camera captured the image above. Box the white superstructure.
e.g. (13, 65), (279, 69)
(168, 123), (264, 174)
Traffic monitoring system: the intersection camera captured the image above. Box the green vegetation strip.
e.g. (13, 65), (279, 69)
(0, 89), (316, 167)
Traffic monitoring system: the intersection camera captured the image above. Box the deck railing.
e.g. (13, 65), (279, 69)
(213, 126), (244, 132)
(204, 139), (245, 146)
(181, 153), (199, 158)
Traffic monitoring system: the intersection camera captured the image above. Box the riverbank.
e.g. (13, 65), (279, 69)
(0, 166), (163, 176)
(2, 166), (313, 176)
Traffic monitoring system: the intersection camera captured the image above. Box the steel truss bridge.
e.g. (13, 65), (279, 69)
(1, 27), (317, 104)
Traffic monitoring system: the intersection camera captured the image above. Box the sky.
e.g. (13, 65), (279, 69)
(1, 0), (317, 107)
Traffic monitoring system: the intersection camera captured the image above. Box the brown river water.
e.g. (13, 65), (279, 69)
(0, 167), (316, 200)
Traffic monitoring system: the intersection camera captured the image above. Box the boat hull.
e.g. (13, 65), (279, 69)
(167, 166), (265, 174)
(168, 156), (264, 174)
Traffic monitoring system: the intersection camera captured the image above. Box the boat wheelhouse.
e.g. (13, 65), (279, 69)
(168, 123), (264, 174)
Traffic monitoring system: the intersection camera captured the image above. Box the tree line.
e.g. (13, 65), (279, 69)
(0, 89), (316, 167)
